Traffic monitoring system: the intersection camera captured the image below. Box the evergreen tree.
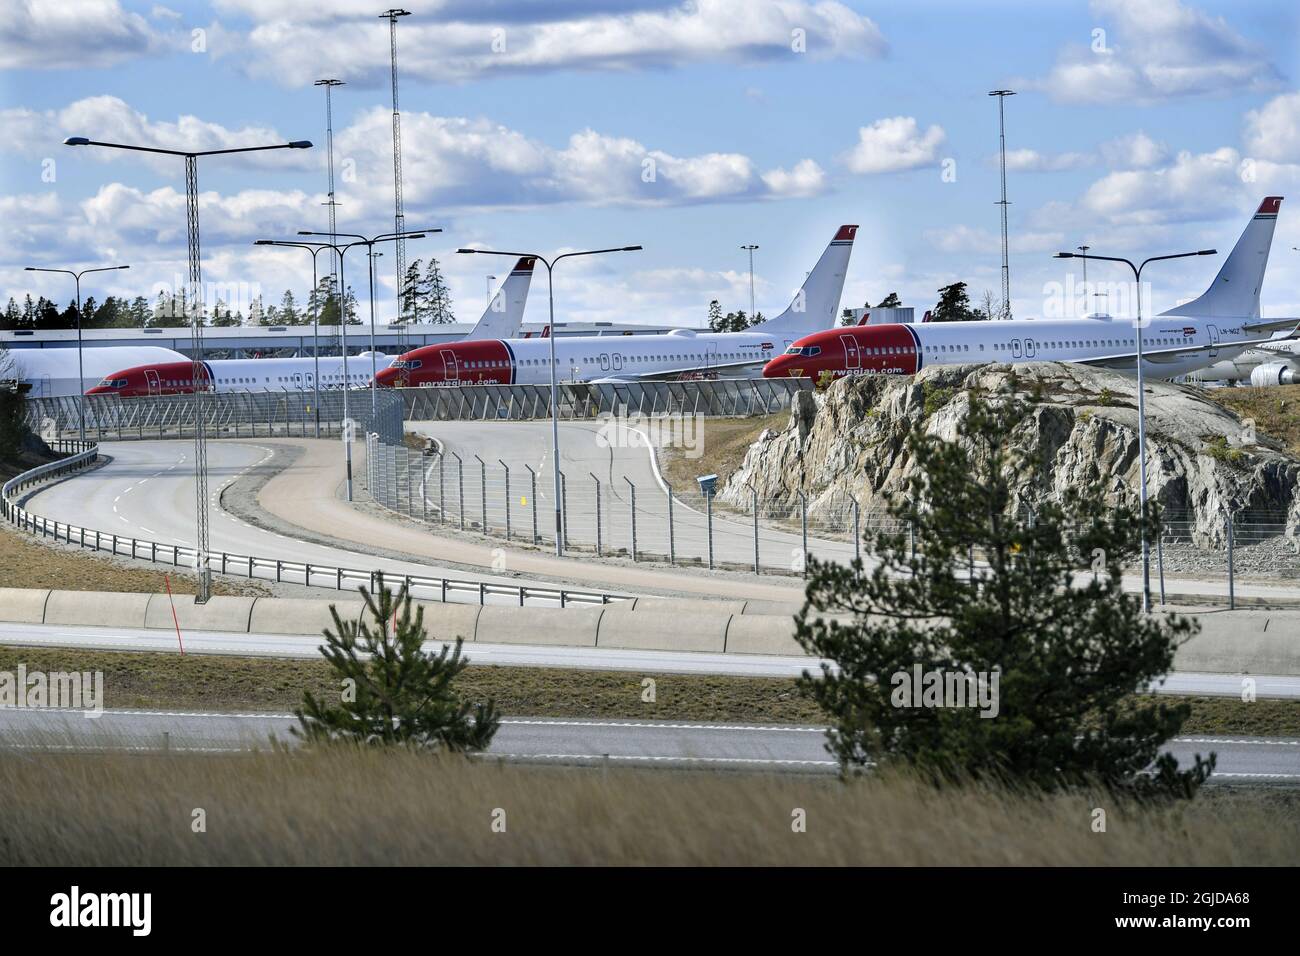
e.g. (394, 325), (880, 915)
(278, 289), (302, 325)
(796, 385), (1212, 800)
(210, 299), (240, 327)
(401, 259), (423, 324)
(2, 298), (22, 331)
(21, 294), (36, 329)
(931, 281), (982, 322)
(707, 299), (723, 330)
(36, 297), (61, 330)
(422, 259), (455, 324)
(294, 576), (500, 751)
(875, 292), (902, 308)
(128, 295), (150, 327)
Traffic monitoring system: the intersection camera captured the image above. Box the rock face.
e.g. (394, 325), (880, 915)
(719, 363), (1300, 547)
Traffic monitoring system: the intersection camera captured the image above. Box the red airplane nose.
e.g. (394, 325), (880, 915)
(375, 366), (399, 387)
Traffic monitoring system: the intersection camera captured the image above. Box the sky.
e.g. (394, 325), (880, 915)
(1, 0), (1298, 329)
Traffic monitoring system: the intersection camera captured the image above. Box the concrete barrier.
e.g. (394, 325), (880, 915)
(1176, 611), (1300, 676)
(249, 596), (367, 637)
(0, 587), (51, 625)
(604, 597), (749, 615)
(144, 594), (257, 633)
(724, 614), (804, 656)
(598, 609), (729, 652)
(43, 589), (151, 628)
(474, 605), (604, 646)
(738, 599), (804, 617)
(411, 601), (481, 642)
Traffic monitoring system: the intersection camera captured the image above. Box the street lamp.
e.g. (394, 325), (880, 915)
(23, 264), (129, 440)
(457, 244), (642, 556)
(252, 240), (335, 437)
(299, 229), (437, 416)
(63, 135), (311, 603)
(741, 244), (759, 321)
(1054, 247), (1216, 612)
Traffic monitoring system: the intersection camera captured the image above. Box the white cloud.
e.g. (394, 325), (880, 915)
(1001, 148), (1093, 172)
(1, 96), (317, 172)
(1244, 91), (1300, 164)
(760, 159), (826, 198)
(1034, 0), (1281, 104)
(924, 224), (1066, 255)
(223, 0), (886, 86)
(0, 0), (158, 69)
(1098, 131), (1168, 168)
(841, 117), (946, 175)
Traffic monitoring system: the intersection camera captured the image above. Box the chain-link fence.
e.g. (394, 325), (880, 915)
(24, 389), (405, 445)
(397, 378), (811, 421)
(363, 438), (1300, 601)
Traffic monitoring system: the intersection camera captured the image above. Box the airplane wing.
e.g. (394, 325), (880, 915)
(1076, 326), (1300, 372)
(588, 356), (769, 384)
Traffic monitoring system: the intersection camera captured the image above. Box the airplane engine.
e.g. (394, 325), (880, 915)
(1249, 362), (1299, 386)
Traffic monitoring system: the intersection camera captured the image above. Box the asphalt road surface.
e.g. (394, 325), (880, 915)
(0, 707), (1294, 781)
(3, 621), (1297, 696)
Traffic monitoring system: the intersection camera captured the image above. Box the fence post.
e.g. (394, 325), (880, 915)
(561, 471), (568, 552)
(706, 489), (714, 570)
(438, 451), (445, 523)
(624, 476), (637, 561)
(665, 481), (675, 566)
(1226, 511), (1236, 610)
(851, 495), (861, 564)
(452, 452), (465, 531)
(747, 483), (760, 574)
(590, 472), (602, 556)
(524, 464), (538, 544)
(500, 460), (511, 542)
(799, 491), (808, 578)
(474, 454), (487, 532)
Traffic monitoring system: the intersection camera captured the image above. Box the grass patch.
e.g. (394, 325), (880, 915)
(1201, 434), (1246, 464)
(2, 747), (1295, 865)
(0, 522), (269, 597)
(1208, 383), (1300, 455)
(0, 645), (1294, 733)
(660, 413), (786, 491)
(922, 382), (956, 417)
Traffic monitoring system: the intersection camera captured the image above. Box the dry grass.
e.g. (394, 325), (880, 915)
(0, 522), (268, 597)
(1206, 383), (1300, 455)
(1, 746), (1294, 865)
(660, 413), (787, 490)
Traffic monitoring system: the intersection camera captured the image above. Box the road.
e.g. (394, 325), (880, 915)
(3, 621), (1297, 697)
(20, 440), (592, 608)
(0, 707), (1293, 780)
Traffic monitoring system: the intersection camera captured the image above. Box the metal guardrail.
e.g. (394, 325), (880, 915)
(3, 442), (625, 609)
(24, 389), (406, 445)
(397, 378), (810, 421)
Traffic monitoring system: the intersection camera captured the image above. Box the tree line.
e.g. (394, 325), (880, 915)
(3, 257), (457, 331)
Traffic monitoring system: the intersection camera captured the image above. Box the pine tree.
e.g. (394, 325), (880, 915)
(128, 296), (150, 327)
(707, 299), (723, 331)
(2, 298), (21, 331)
(931, 281), (979, 322)
(796, 385), (1213, 800)
(422, 259), (455, 324)
(278, 289), (302, 325)
(875, 292), (902, 308)
(401, 259), (423, 324)
(293, 575), (500, 751)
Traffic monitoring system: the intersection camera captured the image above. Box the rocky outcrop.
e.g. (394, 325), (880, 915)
(719, 363), (1300, 547)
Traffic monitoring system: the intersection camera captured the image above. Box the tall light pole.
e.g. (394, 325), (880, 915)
(380, 8), (412, 354)
(1076, 245), (1090, 312)
(64, 135), (312, 603)
(457, 244), (642, 555)
(989, 90), (1015, 320)
(252, 240), (333, 437)
(23, 264), (129, 440)
(741, 244), (759, 320)
(315, 78), (345, 361)
(1055, 247), (1217, 612)
(300, 228), (437, 416)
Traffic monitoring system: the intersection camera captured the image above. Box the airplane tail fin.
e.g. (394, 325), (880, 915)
(750, 225), (857, 333)
(463, 257), (535, 340)
(921, 310), (932, 323)
(1161, 197), (1282, 320)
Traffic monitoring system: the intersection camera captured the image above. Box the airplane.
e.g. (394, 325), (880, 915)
(1186, 336), (1299, 386)
(763, 198), (1297, 387)
(4, 346), (189, 399)
(86, 257), (536, 396)
(374, 226), (858, 388)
